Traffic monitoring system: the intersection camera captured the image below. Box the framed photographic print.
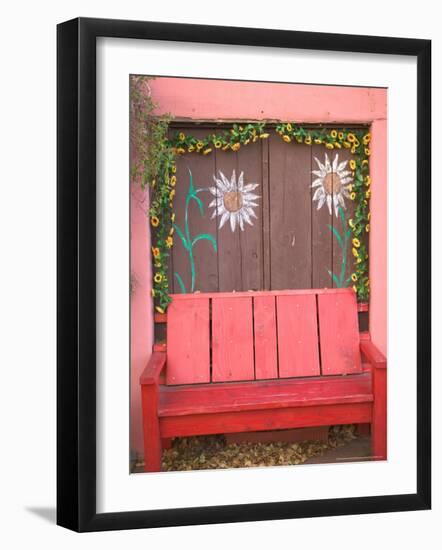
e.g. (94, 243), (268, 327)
(57, 17), (431, 532)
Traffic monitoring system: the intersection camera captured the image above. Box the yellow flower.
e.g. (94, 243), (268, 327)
(151, 216), (159, 227)
(352, 285), (357, 293)
(295, 136), (303, 143)
(171, 164), (177, 173)
(286, 123), (292, 131)
(305, 136), (312, 145)
(283, 135), (291, 143)
(325, 143), (334, 149)
(330, 129), (338, 138)
(253, 136), (258, 142)
(352, 238), (361, 248)
(151, 179), (156, 188)
(170, 175), (177, 186)
(365, 148), (371, 156)
(154, 273), (162, 283)
(335, 142), (342, 149)
(363, 133), (371, 144)
(259, 133), (270, 139)
(155, 306), (165, 314)
(347, 184), (353, 192)
(356, 257), (362, 264)
(354, 139), (360, 147)
(351, 145), (357, 154)
(244, 139), (250, 145)
(347, 133), (356, 143)
(178, 132), (186, 141)
(222, 144), (230, 151)
(366, 189), (371, 199)
(203, 148), (212, 155)
(188, 145), (195, 152)
(151, 247), (160, 258)
(171, 212), (176, 222)
(314, 138), (322, 144)
(362, 159), (369, 166)
(350, 159), (356, 170)
(366, 224), (370, 232)
(352, 247), (359, 258)
(176, 147), (185, 155)
(338, 132), (344, 140)
(350, 192), (356, 200)
(169, 226), (174, 235)
(351, 273), (358, 282)
(214, 141), (222, 149)
(343, 141), (351, 148)
(166, 236), (173, 248)
(349, 218), (354, 228)
(365, 175), (371, 186)
(151, 289), (156, 297)
(196, 141), (204, 150)
(169, 189), (176, 200)
(365, 279), (370, 287)
(367, 212), (371, 221)
(231, 142), (241, 151)
(154, 261), (161, 268)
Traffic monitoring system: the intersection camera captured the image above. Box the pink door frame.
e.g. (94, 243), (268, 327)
(130, 78), (387, 458)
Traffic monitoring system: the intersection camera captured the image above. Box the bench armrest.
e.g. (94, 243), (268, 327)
(140, 352), (167, 385)
(360, 340), (387, 369)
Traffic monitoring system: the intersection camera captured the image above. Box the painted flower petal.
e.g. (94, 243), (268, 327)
(337, 159), (349, 172)
(243, 183), (259, 192)
(337, 169), (352, 178)
(326, 194), (332, 215)
(209, 186), (220, 196)
(332, 154), (339, 172)
(237, 171), (244, 190)
(313, 186), (325, 201)
(314, 157), (325, 173)
(333, 194), (340, 217)
(243, 193), (260, 201)
(238, 212), (245, 231)
(340, 176), (353, 185)
(317, 195), (326, 210)
(325, 154), (331, 173)
(230, 169), (237, 190)
(311, 178), (324, 188)
(337, 193), (346, 209)
(219, 171), (232, 191)
(218, 210), (230, 229)
(230, 211), (237, 232)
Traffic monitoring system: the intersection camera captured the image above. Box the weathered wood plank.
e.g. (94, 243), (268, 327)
(253, 295), (278, 380)
(269, 135), (312, 289)
(276, 294), (321, 377)
(317, 290), (362, 375)
(166, 297), (210, 384)
(211, 296), (254, 382)
(311, 144), (333, 288)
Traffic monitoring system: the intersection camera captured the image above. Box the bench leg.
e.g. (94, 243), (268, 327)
(372, 366), (387, 460)
(141, 384), (162, 472)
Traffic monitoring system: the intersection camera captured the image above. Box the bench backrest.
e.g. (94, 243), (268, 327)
(165, 288), (362, 385)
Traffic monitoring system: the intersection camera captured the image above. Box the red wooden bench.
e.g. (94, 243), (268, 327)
(140, 288), (386, 472)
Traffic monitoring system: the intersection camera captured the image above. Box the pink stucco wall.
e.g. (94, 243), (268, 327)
(130, 78), (387, 457)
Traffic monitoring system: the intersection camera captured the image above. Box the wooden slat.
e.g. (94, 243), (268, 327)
(160, 403), (372, 438)
(269, 135), (312, 289)
(253, 295), (278, 379)
(172, 128), (218, 293)
(276, 294), (321, 378)
(311, 145), (333, 288)
(159, 371), (373, 416)
(317, 290), (362, 375)
(212, 296), (254, 382)
(331, 148), (355, 289)
(169, 287), (350, 300)
(166, 297), (210, 384)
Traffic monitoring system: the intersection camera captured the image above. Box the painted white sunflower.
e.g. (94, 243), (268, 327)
(208, 170), (260, 232)
(311, 154), (353, 217)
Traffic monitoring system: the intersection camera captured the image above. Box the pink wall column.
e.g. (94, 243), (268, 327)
(130, 183), (152, 459)
(131, 78), (388, 457)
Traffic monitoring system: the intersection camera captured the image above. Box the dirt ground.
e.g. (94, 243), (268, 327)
(133, 425), (372, 473)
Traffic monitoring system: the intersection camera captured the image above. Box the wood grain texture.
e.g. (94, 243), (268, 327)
(211, 296), (254, 382)
(318, 290), (362, 375)
(159, 372), (373, 416)
(311, 144), (333, 288)
(166, 297), (210, 384)
(276, 294), (321, 377)
(253, 295), (278, 380)
(269, 135), (312, 289)
(160, 402), (372, 438)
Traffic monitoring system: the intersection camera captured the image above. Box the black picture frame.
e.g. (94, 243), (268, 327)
(57, 17), (431, 532)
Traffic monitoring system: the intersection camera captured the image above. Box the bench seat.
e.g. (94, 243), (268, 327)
(159, 373), (373, 417)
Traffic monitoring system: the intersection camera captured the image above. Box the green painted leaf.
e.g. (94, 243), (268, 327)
(192, 233), (218, 251)
(174, 272), (186, 294)
(327, 224), (343, 248)
(190, 193), (204, 215)
(173, 224), (189, 250)
(327, 269), (342, 288)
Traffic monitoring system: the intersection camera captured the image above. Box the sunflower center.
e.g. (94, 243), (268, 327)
(323, 173), (342, 195)
(223, 191), (243, 212)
